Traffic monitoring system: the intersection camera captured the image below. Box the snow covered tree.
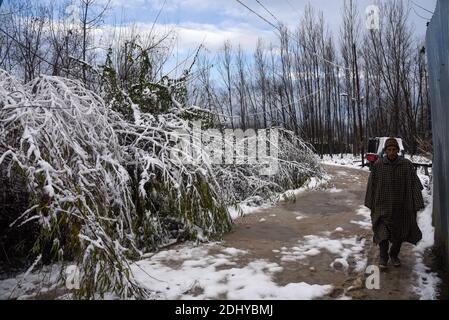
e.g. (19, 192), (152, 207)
(0, 69), (233, 298)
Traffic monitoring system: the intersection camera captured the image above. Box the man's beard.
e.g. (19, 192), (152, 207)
(387, 154), (398, 161)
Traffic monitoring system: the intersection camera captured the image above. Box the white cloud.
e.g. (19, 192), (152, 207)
(175, 22), (275, 51)
(98, 20), (277, 53)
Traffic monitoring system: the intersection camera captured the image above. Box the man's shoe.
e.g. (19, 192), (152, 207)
(379, 256), (389, 269)
(390, 256), (401, 267)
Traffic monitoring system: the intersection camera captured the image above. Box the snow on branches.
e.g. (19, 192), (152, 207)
(0, 68), (321, 298)
(0, 69), (144, 298)
(0, 69), (231, 298)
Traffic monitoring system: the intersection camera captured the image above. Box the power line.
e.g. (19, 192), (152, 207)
(411, 6), (431, 21)
(149, 0), (167, 38)
(242, 0), (349, 70)
(408, 0), (432, 21)
(234, 0), (280, 32)
(409, 0), (434, 15)
(234, 0), (351, 71)
(254, 0), (283, 26)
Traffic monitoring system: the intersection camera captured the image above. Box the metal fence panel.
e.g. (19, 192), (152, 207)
(426, 0), (449, 267)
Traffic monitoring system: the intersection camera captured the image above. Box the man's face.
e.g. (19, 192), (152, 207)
(385, 146), (399, 160)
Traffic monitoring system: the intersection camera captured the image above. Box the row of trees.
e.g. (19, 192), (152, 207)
(189, 0), (432, 159)
(0, 0), (102, 83)
(0, 0), (433, 158)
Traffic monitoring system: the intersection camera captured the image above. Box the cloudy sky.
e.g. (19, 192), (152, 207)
(103, 0), (436, 53)
(89, 0), (437, 79)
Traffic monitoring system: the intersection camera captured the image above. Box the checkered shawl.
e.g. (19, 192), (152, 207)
(364, 156), (425, 244)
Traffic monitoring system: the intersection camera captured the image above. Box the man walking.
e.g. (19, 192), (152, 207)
(364, 137), (425, 269)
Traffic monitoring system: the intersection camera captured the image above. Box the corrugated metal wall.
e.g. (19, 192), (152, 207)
(426, 0), (449, 267)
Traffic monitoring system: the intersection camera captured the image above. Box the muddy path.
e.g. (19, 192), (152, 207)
(218, 164), (421, 299)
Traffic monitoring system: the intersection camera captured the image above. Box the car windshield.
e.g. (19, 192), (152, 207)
(368, 139), (378, 153)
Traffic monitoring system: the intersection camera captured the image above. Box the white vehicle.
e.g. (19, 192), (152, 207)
(365, 137), (405, 170)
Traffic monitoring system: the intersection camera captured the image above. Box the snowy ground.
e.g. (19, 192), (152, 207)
(274, 233), (367, 273)
(131, 243), (332, 300)
(0, 264), (62, 300)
